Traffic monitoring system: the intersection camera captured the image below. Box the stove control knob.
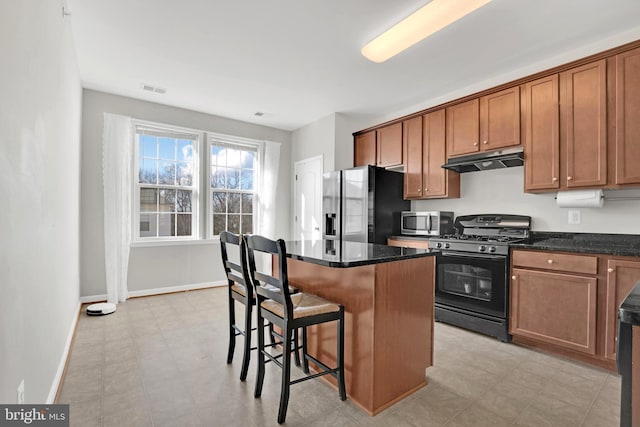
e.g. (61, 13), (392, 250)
(489, 246), (496, 253)
(444, 243), (450, 249)
(478, 245), (486, 252)
(435, 242), (442, 249)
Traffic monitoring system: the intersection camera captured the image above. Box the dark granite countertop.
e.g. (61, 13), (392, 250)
(388, 235), (432, 241)
(619, 280), (640, 326)
(284, 239), (438, 268)
(512, 232), (640, 257)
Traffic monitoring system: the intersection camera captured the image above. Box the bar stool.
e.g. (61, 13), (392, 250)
(245, 235), (346, 424)
(220, 231), (301, 381)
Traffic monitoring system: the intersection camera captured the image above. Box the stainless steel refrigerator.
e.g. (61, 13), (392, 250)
(322, 165), (409, 244)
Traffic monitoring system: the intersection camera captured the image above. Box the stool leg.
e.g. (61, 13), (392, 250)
(293, 328), (301, 367)
(277, 323), (292, 424)
(302, 326), (309, 374)
(254, 310), (266, 398)
(337, 309), (346, 401)
(239, 301), (252, 381)
(227, 292), (236, 364)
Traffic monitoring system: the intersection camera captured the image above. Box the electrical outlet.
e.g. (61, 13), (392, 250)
(17, 380), (24, 404)
(568, 210), (581, 225)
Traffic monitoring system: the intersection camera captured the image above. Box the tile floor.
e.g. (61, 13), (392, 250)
(59, 287), (621, 426)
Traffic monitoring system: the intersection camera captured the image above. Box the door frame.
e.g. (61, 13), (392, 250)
(293, 155), (324, 241)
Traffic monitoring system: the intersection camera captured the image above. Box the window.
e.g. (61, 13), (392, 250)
(209, 136), (258, 237)
(135, 125), (198, 240)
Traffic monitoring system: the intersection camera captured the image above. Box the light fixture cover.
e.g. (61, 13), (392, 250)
(361, 0), (493, 63)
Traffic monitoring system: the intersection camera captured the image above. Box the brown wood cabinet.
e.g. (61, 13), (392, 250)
(446, 99), (479, 156)
(562, 60), (608, 188)
(354, 130), (376, 167)
(404, 110), (460, 199)
(604, 258), (640, 360)
(377, 123), (403, 167)
(511, 250), (598, 355)
(522, 75), (560, 191)
(614, 47), (640, 185)
(480, 86), (521, 150)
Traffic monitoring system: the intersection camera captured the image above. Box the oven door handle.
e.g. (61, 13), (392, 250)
(440, 251), (506, 261)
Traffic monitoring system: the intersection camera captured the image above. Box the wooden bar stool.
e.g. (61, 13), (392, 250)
(220, 231), (301, 381)
(245, 235), (346, 424)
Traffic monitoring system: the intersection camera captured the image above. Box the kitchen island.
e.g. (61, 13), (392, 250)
(282, 239), (438, 415)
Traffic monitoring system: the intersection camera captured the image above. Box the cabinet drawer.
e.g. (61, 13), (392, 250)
(387, 238), (430, 250)
(512, 250), (597, 274)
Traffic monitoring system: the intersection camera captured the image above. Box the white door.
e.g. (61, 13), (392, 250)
(293, 156), (323, 241)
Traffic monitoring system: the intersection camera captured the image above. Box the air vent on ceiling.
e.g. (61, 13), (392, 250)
(254, 112), (265, 117)
(141, 84), (166, 94)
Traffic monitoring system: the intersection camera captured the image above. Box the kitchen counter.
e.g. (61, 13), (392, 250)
(512, 232), (640, 257)
(285, 239), (437, 268)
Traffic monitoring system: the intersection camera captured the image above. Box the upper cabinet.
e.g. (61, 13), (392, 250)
(614, 47), (640, 185)
(354, 130), (376, 167)
(446, 88), (520, 158)
(377, 123), (403, 167)
(480, 86), (521, 151)
(404, 110), (460, 199)
(562, 60), (607, 188)
(353, 124), (403, 168)
(522, 75), (560, 192)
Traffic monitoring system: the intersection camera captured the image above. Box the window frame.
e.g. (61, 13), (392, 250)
(206, 132), (261, 239)
(132, 121), (200, 242)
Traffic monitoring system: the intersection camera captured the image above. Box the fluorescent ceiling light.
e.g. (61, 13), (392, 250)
(361, 0), (493, 63)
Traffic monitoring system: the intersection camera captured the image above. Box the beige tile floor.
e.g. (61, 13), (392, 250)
(59, 287), (621, 426)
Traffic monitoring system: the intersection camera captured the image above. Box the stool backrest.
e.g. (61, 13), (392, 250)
(220, 231), (252, 299)
(245, 235), (293, 318)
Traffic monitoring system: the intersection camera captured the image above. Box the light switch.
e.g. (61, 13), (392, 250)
(568, 210), (581, 225)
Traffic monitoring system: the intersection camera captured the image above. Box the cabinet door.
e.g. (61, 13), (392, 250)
(522, 75), (560, 191)
(510, 268), (597, 354)
(403, 116), (423, 199)
(480, 86), (521, 151)
(423, 109), (449, 198)
(446, 99), (479, 157)
(615, 47), (640, 185)
(562, 60), (607, 188)
(377, 123), (403, 167)
(604, 259), (640, 360)
(354, 131), (376, 167)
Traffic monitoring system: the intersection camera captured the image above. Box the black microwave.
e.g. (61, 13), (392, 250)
(401, 211), (454, 236)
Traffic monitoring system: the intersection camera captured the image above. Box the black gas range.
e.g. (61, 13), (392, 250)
(428, 214), (531, 341)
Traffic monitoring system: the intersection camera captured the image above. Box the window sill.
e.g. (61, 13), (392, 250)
(131, 238), (219, 248)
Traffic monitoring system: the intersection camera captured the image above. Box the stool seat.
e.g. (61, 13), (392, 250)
(261, 293), (340, 319)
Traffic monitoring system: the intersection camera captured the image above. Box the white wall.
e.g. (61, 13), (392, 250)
(80, 90), (292, 298)
(291, 114), (335, 172)
(0, 1), (82, 403)
(413, 167), (640, 234)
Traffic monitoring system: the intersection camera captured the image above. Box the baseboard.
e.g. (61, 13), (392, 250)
(47, 301), (82, 404)
(80, 281), (226, 303)
(79, 294), (107, 303)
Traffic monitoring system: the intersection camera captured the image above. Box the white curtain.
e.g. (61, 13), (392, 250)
(257, 141), (281, 239)
(102, 113), (132, 304)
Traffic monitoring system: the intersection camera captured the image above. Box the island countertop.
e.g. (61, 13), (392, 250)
(284, 239), (439, 268)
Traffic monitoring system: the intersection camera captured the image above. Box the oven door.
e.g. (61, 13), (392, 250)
(435, 251), (508, 318)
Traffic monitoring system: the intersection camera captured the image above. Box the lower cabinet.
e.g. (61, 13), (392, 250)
(510, 268), (597, 354)
(510, 249), (640, 369)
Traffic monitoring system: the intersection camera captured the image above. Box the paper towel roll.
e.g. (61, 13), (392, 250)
(556, 189), (604, 208)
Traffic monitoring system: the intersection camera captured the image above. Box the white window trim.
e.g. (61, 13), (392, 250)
(131, 120), (200, 242)
(206, 131), (262, 238)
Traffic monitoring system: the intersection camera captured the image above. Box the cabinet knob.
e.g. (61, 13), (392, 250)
(483, 140), (488, 145)
(552, 177), (558, 182)
(567, 176), (573, 181)
(608, 267), (614, 273)
(424, 188), (428, 192)
(547, 259), (554, 264)
(418, 189), (421, 193)
(473, 142), (479, 146)
(511, 276), (516, 280)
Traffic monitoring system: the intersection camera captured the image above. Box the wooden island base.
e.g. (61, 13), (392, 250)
(287, 256), (435, 415)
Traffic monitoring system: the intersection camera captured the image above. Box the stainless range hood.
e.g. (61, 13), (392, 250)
(441, 147), (524, 173)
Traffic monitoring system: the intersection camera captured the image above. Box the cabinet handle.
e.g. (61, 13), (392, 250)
(473, 142), (479, 146)
(547, 259), (554, 264)
(567, 176), (573, 181)
(608, 267), (614, 273)
(511, 276), (516, 280)
(483, 140), (488, 145)
(552, 177), (558, 182)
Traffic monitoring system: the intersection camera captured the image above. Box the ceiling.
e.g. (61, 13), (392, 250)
(69, 0), (640, 131)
